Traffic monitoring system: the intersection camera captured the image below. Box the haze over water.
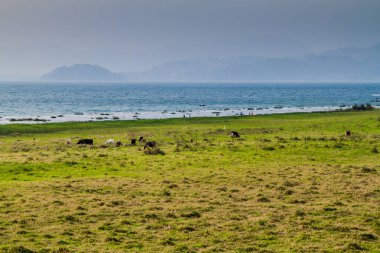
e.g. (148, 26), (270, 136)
(0, 82), (379, 124)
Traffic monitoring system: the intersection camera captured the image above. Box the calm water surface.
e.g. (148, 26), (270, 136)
(0, 82), (379, 123)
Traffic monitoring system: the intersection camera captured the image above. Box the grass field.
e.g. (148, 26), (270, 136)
(0, 111), (379, 252)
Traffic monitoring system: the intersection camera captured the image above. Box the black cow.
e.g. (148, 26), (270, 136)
(346, 130), (351, 137)
(77, 139), (94, 145)
(131, 139), (137, 145)
(144, 141), (157, 149)
(230, 131), (240, 138)
(116, 141), (122, 147)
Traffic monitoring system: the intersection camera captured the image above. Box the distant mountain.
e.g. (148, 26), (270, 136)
(42, 64), (125, 81)
(321, 43), (380, 61)
(127, 43), (380, 81)
(41, 43), (380, 82)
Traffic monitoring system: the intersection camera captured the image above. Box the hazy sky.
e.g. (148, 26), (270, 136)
(1, 0), (380, 76)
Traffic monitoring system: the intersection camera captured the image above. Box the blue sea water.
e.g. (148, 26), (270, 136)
(0, 82), (379, 123)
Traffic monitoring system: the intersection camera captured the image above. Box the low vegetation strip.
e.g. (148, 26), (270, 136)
(0, 111), (379, 252)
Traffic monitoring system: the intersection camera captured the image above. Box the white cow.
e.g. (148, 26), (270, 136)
(105, 139), (115, 145)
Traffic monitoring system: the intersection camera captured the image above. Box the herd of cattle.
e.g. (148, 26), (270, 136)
(67, 129), (351, 149)
(67, 131), (241, 149)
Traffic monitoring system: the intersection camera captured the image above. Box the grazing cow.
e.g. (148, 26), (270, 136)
(77, 139), (94, 145)
(346, 130), (351, 137)
(105, 139), (115, 145)
(230, 131), (240, 138)
(139, 136), (145, 142)
(131, 139), (137, 145)
(116, 141), (122, 147)
(144, 141), (157, 149)
(66, 139), (72, 145)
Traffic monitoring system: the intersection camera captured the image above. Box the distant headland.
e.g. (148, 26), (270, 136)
(41, 64), (126, 81)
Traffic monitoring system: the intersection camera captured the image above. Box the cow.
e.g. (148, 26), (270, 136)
(116, 141), (122, 147)
(77, 139), (94, 145)
(66, 139), (72, 145)
(139, 136), (145, 143)
(346, 130), (351, 137)
(131, 139), (137, 145)
(105, 139), (115, 145)
(144, 141), (157, 149)
(230, 131), (240, 138)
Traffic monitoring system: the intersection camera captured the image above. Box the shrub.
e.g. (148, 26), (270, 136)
(181, 211), (201, 218)
(8, 246), (35, 253)
(346, 242), (365, 251)
(361, 167), (377, 173)
(263, 146), (275, 151)
(295, 209), (306, 217)
(360, 233), (378, 241)
(352, 103), (374, 111)
(144, 147), (165, 155)
(323, 207), (337, 212)
(257, 197), (270, 202)
(161, 189), (171, 196)
(105, 237), (121, 243)
(53, 248), (71, 253)
(145, 213), (159, 219)
(60, 215), (78, 222)
(162, 237), (176, 246)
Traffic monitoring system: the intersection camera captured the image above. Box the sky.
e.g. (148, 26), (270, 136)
(1, 0), (380, 77)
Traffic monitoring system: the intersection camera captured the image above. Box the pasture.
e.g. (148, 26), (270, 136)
(0, 111), (379, 252)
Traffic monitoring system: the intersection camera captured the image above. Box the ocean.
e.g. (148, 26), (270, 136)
(0, 82), (379, 124)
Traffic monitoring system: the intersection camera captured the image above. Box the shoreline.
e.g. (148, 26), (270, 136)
(0, 105), (350, 125)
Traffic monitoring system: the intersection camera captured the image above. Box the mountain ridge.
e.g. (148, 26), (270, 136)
(126, 43), (380, 81)
(41, 43), (380, 82)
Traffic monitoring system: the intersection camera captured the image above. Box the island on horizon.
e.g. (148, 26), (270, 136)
(41, 64), (126, 81)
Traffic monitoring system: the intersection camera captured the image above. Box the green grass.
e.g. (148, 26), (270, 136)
(0, 111), (379, 252)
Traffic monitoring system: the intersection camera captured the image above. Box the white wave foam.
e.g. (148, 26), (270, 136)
(0, 106), (358, 125)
